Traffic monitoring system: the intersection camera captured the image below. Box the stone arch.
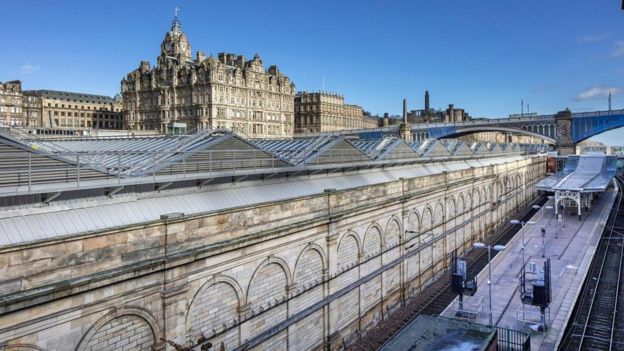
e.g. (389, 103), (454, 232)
(76, 306), (160, 351)
(186, 276), (242, 348)
(473, 188), (481, 207)
(406, 209), (421, 240)
(447, 196), (457, 219)
(457, 193), (465, 212)
(421, 206), (434, 232)
(293, 244), (326, 286)
(245, 257), (292, 306)
(1, 345), (47, 351)
(496, 181), (503, 199)
(432, 201), (444, 236)
(384, 216), (402, 249)
(465, 192), (473, 210)
(434, 201), (444, 225)
(337, 230), (361, 269)
(363, 224), (383, 256)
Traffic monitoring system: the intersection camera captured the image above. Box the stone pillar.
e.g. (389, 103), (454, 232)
(400, 99), (412, 142)
(555, 109), (576, 156)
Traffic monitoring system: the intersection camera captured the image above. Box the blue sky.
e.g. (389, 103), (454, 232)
(1, 1), (623, 144)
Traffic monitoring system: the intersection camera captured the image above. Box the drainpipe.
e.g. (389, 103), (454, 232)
(159, 212), (184, 350)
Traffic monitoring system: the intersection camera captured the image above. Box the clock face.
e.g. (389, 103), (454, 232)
(180, 41), (187, 51)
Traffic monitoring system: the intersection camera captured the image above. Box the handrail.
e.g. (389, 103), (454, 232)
(0, 144), (547, 197)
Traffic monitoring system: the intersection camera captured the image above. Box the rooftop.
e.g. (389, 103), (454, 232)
(0, 128), (546, 248)
(23, 89), (117, 103)
(536, 154), (617, 192)
(379, 315), (498, 351)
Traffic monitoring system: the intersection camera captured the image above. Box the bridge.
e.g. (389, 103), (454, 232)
(299, 108), (624, 155)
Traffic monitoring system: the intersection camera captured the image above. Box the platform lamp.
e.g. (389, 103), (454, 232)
(540, 204), (553, 257)
(510, 219), (536, 267)
(473, 243), (505, 325)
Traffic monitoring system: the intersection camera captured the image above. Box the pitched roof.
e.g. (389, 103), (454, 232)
(0, 132), (109, 189)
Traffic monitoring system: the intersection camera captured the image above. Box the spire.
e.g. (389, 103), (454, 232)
(171, 6), (181, 35)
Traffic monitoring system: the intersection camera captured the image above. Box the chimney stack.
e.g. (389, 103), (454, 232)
(402, 98), (407, 124)
(425, 90), (430, 113)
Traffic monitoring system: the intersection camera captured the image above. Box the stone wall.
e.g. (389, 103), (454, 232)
(0, 156), (546, 351)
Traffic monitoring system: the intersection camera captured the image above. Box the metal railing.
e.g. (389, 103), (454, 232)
(434, 315), (531, 351)
(0, 144), (540, 196)
(516, 305), (551, 329)
(452, 295), (483, 320)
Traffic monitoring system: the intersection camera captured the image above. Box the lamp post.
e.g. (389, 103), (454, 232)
(540, 205), (553, 257)
(473, 242), (505, 325)
(510, 219), (534, 321)
(510, 219), (536, 267)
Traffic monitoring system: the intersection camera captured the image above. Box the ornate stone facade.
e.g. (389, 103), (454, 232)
(121, 17), (295, 137)
(0, 81), (23, 126)
(294, 92), (368, 133)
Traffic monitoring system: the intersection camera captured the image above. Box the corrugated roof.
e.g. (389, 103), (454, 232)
(0, 154), (529, 247)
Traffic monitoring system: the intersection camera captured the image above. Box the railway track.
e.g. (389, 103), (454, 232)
(559, 176), (624, 351)
(346, 197), (546, 351)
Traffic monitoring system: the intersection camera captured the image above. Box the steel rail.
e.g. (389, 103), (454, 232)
(569, 176), (624, 351)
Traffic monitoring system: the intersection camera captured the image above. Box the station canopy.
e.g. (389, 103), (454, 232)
(536, 154), (617, 193)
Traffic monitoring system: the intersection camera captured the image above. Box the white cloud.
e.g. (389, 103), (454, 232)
(577, 33), (611, 44)
(611, 41), (624, 58)
(19, 63), (40, 74)
(574, 85), (621, 101)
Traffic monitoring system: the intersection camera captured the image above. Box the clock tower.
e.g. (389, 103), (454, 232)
(159, 10), (192, 63)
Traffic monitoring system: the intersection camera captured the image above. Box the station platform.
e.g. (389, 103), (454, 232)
(440, 187), (618, 350)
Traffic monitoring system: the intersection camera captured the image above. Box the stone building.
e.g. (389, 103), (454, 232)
(407, 91), (469, 124)
(23, 90), (123, 129)
(363, 113), (381, 128)
(294, 91), (370, 133)
(0, 132), (546, 351)
(121, 16), (295, 137)
(22, 93), (42, 127)
(0, 80), (23, 126)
